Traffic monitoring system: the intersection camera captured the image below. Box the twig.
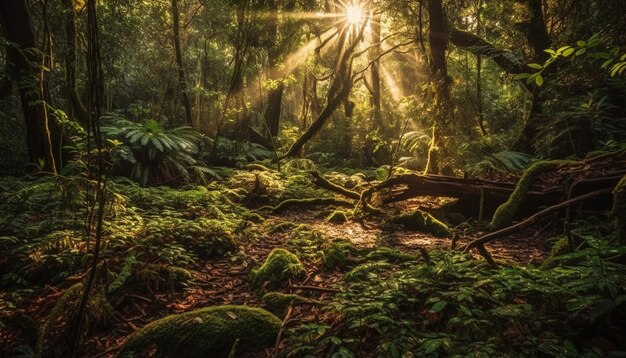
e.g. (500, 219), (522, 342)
(273, 305), (293, 357)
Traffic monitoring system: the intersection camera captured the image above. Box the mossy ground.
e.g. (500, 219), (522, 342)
(117, 305), (281, 357)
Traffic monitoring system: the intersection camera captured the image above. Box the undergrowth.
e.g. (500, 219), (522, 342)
(287, 219), (626, 357)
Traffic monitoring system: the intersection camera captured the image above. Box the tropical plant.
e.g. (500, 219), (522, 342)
(102, 116), (215, 185)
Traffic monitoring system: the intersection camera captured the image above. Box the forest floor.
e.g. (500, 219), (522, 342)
(78, 199), (550, 357)
(2, 162), (621, 357)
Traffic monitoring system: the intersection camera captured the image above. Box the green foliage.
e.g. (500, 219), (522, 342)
(142, 216), (237, 260)
(250, 248), (305, 289)
(212, 137), (273, 166)
(322, 241), (352, 270)
(102, 116), (213, 185)
(117, 305), (281, 357)
(292, 230), (626, 357)
(365, 247), (420, 263)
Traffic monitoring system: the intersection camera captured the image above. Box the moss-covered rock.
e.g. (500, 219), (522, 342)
(116, 305), (281, 358)
(392, 210), (451, 237)
(489, 160), (571, 230)
(322, 241), (352, 270)
(250, 248), (305, 288)
(613, 174), (626, 243)
(326, 210), (349, 223)
(261, 292), (307, 316)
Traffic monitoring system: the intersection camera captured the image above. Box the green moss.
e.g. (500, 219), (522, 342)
(250, 249), (305, 288)
(613, 175), (626, 243)
(326, 210), (349, 223)
(366, 247), (420, 263)
(489, 160), (571, 230)
(392, 210), (451, 237)
(322, 242), (352, 270)
(116, 305), (281, 358)
(261, 292), (307, 316)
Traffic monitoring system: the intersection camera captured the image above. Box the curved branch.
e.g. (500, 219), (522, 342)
(449, 28), (524, 75)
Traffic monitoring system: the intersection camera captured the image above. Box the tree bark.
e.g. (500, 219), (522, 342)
(262, 0), (283, 138)
(171, 0), (193, 127)
(426, 0), (451, 174)
(62, 0), (88, 127)
(0, 0), (58, 173)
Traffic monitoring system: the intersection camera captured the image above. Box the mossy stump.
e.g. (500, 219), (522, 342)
(392, 210), (451, 237)
(614, 175), (626, 242)
(116, 305), (281, 358)
(250, 248), (305, 288)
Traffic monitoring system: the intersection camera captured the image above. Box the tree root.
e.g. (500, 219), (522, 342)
(258, 198), (355, 213)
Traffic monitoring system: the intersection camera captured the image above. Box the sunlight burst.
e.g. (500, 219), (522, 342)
(345, 4), (363, 25)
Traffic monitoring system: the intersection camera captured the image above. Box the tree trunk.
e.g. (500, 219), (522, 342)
(426, 0), (451, 174)
(0, 0), (58, 173)
(369, 10), (382, 129)
(171, 0), (193, 127)
(262, 0), (284, 139)
(62, 0), (88, 127)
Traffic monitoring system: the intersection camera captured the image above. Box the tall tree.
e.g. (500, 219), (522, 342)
(0, 0), (58, 173)
(171, 0), (193, 126)
(62, 0), (88, 127)
(424, 0), (451, 174)
(262, 0), (283, 138)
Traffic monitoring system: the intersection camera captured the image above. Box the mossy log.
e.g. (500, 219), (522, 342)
(614, 174), (626, 242)
(117, 305), (281, 358)
(488, 160), (572, 230)
(250, 248), (305, 288)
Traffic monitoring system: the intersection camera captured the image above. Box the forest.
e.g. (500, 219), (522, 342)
(0, 0), (625, 356)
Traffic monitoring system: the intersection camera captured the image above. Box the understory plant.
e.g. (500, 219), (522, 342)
(102, 115), (214, 185)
